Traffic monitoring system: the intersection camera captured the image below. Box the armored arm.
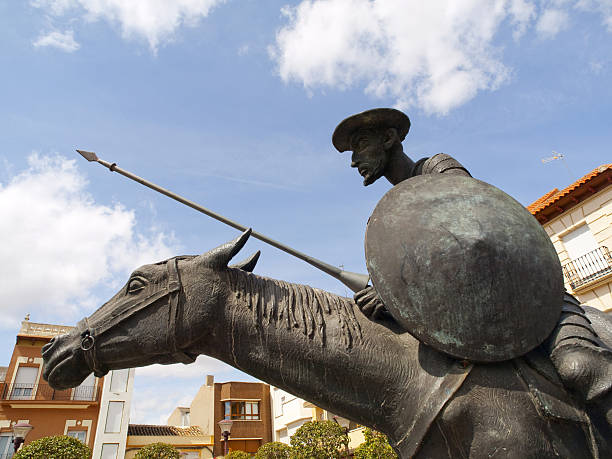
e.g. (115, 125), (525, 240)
(414, 153), (471, 177)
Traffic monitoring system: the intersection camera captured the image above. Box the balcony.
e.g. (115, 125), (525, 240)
(0, 383), (99, 402)
(562, 246), (612, 290)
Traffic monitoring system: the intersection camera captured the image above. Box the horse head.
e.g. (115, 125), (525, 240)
(42, 229), (258, 390)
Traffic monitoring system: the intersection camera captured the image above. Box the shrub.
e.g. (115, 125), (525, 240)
(290, 420), (348, 459)
(134, 442), (180, 459)
(13, 435), (91, 459)
(354, 428), (397, 459)
(254, 442), (292, 459)
(226, 451), (251, 459)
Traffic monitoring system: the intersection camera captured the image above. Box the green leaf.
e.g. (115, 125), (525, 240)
(134, 442), (180, 459)
(13, 435), (91, 459)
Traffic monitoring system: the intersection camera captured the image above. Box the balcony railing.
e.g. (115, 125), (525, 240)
(562, 246), (612, 290)
(0, 383), (99, 402)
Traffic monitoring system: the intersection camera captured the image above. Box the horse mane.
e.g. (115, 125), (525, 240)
(226, 268), (362, 349)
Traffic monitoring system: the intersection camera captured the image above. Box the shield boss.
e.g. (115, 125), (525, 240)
(365, 174), (563, 362)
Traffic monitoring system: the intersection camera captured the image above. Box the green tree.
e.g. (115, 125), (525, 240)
(13, 435), (91, 459)
(354, 428), (397, 459)
(226, 451), (251, 459)
(254, 442), (292, 459)
(290, 420), (348, 459)
(134, 442), (180, 459)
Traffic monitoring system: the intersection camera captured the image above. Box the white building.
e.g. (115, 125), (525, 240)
(269, 387), (364, 451)
(529, 163), (611, 311)
(91, 368), (136, 459)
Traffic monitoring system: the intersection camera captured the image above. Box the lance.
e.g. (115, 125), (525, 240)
(76, 150), (369, 293)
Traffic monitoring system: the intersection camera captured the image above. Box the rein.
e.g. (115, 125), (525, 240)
(77, 257), (196, 377)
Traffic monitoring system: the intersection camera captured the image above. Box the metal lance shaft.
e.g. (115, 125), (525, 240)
(76, 150), (369, 293)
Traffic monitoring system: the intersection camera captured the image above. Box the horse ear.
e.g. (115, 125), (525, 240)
(229, 250), (261, 272)
(201, 228), (252, 268)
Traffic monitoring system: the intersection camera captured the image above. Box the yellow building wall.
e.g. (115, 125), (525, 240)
(543, 186), (612, 311)
(125, 435), (214, 459)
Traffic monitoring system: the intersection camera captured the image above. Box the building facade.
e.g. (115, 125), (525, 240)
(0, 319), (134, 459)
(0, 320), (103, 457)
(529, 164), (612, 311)
(125, 425), (213, 459)
(270, 387), (363, 453)
(166, 376), (272, 456)
(91, 368), (135, 459)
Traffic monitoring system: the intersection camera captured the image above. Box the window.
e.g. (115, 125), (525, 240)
(10, 366), (38, 400)
(274, 394), (284, 418)
(562, 225), (611, 287)
(563, 225), (599, 260)
(0, 433), (14, 458)
(180, 409), (190, 427)
(67, 430), (87, 443)
(224, 401), (260, 420)
(110, 369), (129, 393)
(101, 443), (119, 459)
(73, 373), (95, 401)
(105, 401), (124, 433)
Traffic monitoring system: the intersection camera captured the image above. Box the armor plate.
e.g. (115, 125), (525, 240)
(365, 174), (564, 362)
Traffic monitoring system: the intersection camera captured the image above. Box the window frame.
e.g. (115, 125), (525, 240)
(224, 400), (261, 420)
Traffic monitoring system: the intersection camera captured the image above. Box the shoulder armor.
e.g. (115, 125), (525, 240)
(421, 153), (471, 177)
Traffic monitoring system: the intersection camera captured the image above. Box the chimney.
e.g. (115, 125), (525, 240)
(206, 375), (214, 386)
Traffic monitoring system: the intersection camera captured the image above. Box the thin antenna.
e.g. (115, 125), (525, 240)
(541, 152), (563, 164)
(542, 151), (572, 180)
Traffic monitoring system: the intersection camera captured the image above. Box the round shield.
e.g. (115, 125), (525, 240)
(365, 174), (564, 362)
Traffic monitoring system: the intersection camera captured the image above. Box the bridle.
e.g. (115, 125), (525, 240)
(77, 257), (196, 377)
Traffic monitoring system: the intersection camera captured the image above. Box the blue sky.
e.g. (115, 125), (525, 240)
(0, 0), (610, 423)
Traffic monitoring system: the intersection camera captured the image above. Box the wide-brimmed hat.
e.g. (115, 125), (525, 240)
(332, 108), (411, 152)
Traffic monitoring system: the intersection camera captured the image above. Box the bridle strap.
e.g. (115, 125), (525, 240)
(166, 258), (195, 364)
(80, 318), (107, 377)
(79, 257), (195, 376)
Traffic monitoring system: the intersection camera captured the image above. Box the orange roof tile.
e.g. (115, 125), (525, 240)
(528, 164), (611, 216)
(128, 424), (206, 437)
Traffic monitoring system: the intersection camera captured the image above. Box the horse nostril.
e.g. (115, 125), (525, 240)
(42, 338), (57, 356)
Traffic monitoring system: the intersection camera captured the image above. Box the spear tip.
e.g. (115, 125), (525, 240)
(76, 149), (99, 162)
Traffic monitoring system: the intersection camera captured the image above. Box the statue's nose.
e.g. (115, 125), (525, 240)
(42, 337), (58, 357)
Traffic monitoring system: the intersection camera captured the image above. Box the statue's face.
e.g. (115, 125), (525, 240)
(350, 129), (390, 186)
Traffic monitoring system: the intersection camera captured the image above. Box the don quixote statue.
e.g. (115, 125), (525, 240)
(42, 109), (612, 458)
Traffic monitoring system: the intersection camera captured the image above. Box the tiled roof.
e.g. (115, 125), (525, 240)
(528, 164), (611, 220)
(128, 424), (206, 437)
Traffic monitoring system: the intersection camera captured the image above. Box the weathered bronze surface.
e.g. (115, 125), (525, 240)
(41, 111), (612, 458)
(41, 231), (611, 458)
(366, 174), (564, 361)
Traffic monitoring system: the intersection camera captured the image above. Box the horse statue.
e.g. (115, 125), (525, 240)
(42, 230), (612, 458)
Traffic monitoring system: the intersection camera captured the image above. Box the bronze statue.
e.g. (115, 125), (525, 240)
(334, 107), (612, 456)
(40, 109), (611, 457)
(41, 230), (611, 457)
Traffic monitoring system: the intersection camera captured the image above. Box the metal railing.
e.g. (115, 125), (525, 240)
(0, 383), (98, 402)
(562, 246), (612, 290)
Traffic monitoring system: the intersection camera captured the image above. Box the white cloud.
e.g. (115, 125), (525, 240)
(33, 30), (80, 52)
(576, 0), (612, 31)
(270, 0), (612, 115)
(271, 0), (534, 115)
(0, 154), (178, 328)
(31, 0), (225, 51)
(135, 355), (230, 380)
(131, 356), (257, 424)
(536, 8), (570, 38)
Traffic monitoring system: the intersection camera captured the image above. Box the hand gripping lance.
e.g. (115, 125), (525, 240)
(76, 150), (369, 293)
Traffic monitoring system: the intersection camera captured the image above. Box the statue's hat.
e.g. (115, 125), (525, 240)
(332, 108), (411, 152)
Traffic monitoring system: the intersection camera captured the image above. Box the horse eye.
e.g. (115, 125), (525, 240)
(127, 277), (146, 294)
